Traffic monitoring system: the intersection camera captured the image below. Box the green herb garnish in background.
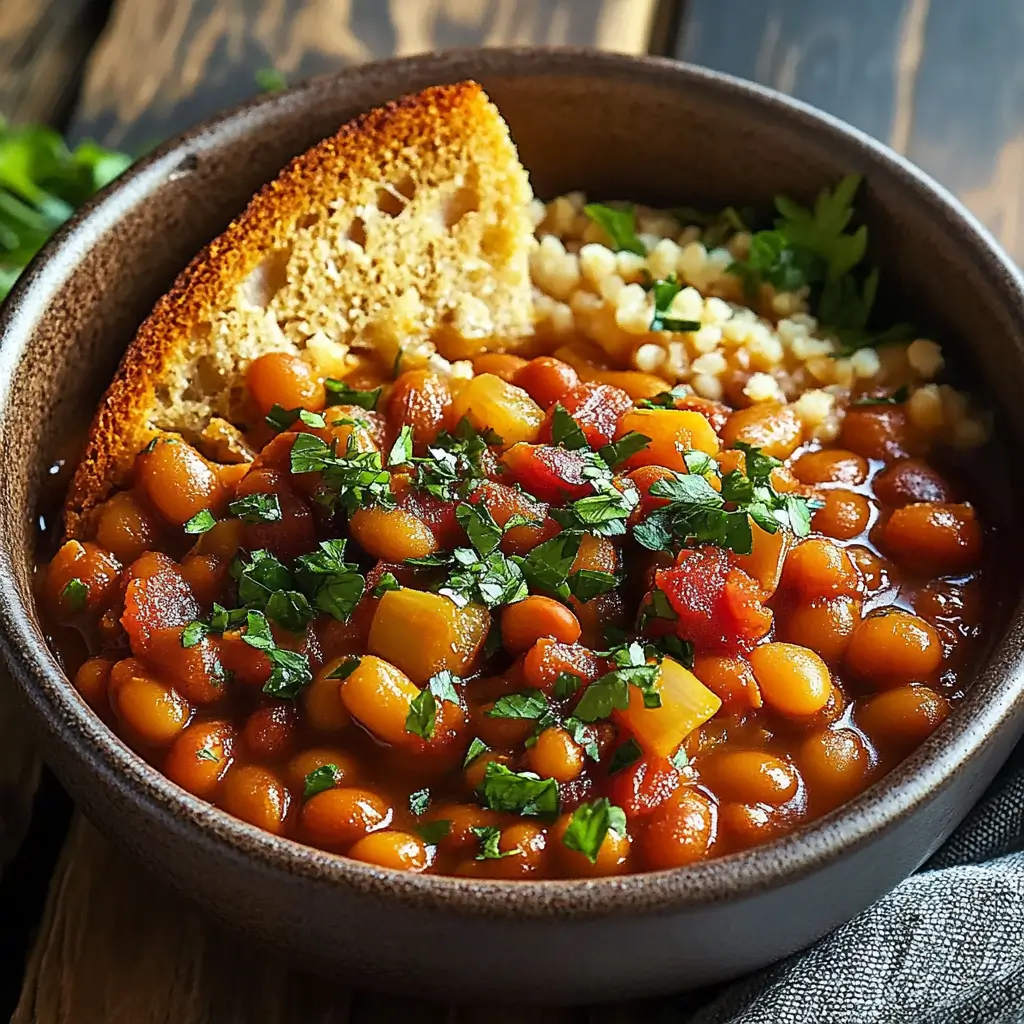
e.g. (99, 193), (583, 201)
(583, 202), (647, 256)
(0, 122), (130, 299)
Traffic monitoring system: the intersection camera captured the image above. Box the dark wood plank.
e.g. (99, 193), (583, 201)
(677, 0), (1024, 263)
(677, 0), (912, 142)
(0, 0), (108, 127)
(67, 0), (658, 153)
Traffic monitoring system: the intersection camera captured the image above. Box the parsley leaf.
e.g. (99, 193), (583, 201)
(486, 690), (550, 720)
(183, 508), (217, 534)
(409, 788), (431, 816)
(417, 819), (452, 845)
(598, 432), (651, 468)
(289, 433), (393, 514)
(573, 642), (661, 723)
(608, 737), (643, 775)
(669, 746), (690, 770)
(228, 492), (282, 525)
(387, 425), (413, 467)
(303, 764), (340, 799)
(566, 568), (617, 604)
(60, 577), (88, 611)
(852, 385), (910, 406)
(241, 609), (313, 698)
(463, 736), (489, 767)
(515, 531), (582, 598)
(638, 384), (690, 410)
(293, 540), (365, 622)
(196, 747), (220, 763)
(323, 379), (382, 410)
(562, 798), (627, 863)
(471, 825), (515, 860)
(584, 202), (646, 256)
(326, 656), (360, 680)
(456, 501), (504, 557)
(476, 762), (560, 819)
(370, 572), (400, 598)
(266, 405), (326, 430)
(648, 274), (701, 333)
(550, 403), (589, 450)
(411, 419), (501, 501)
(181, 621), (210, 648)
(416, 545), (528, 610)
(405, 671), (462, 740)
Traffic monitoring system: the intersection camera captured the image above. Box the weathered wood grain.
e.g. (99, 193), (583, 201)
(68, 0), (658, 152)
(0, 0), (106, 126)
(13, 819), (605, 1023)
(678, 0), (1024, 263)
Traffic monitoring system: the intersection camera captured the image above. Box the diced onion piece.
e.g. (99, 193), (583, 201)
(368, 589), (490, 684)
(732, 521), (792, 597)
(613, 657), (721, 758)
(617, 408), (720, 471)
(451, 373), (544, 446)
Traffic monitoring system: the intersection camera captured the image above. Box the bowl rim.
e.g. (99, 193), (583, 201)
(3, 45), (1024, 919)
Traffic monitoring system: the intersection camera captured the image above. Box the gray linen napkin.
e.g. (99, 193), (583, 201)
(672, 744), (1024, 1023)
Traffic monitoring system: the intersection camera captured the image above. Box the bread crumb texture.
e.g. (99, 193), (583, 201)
(66, 82), (534, 535)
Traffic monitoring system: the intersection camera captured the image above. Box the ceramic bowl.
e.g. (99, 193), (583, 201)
(2, 48), (1024, 1004)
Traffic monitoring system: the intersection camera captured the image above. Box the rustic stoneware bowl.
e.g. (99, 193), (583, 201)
(2, 48), (1024, 1004)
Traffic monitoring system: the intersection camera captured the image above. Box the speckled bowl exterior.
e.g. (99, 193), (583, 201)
(2, 49), (1024, 1004)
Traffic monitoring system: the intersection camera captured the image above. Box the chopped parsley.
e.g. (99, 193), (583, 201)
(323, 379), (382, 410)
(648, 274), (701, 333)
(183, 508), (217, 534)
(195, 746), (220, 764)
(632, 443), (818, 556)
(303, 764), (340, 799)
(607, 737), (643, 776)
(470, 825), (515, 860)
(265, 404), (326, 430)
(227, 492), (282, 524)
(293, 540), (365, 622)
(727, 174), (911, 353)
(408, 788), (431, 816)
(486, 690), (550, 721)
(669, 746), (690, 770)
(240, 609), (313, 698)
(562, 798), (627, 863)
(405, 671), (463, 741)
(180, 620), (210, 648)
(416, 819), (452, 845)
(288, 433), (393, 513)
(638, 384), (691, 410)
(598, 432), (651, 469)
(370, 572), (401, 598)
(326, 656), (360, 680)
(60, 577), (88, 611)
(463, 736), (490, 767)
(476, 762), (559, 819)
(550, 404), (589, 450)
(410, 419), (502, 501)
(573, 642), (661, 723)
(584, 202), (646, 256)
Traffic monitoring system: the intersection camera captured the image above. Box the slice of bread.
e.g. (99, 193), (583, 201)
(65, 81), (536, 538)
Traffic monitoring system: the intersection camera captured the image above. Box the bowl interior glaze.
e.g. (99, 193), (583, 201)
(2, 48), (1024, 1001)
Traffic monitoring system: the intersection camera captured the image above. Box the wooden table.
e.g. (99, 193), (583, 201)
(2, 1), (1022, 1019)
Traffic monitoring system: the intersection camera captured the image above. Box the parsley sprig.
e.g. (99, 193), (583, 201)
(632, 443), (818, 556)
(289, 433), (394, 513)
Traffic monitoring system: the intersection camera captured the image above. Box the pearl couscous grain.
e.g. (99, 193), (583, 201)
(527, 194), (989, 448)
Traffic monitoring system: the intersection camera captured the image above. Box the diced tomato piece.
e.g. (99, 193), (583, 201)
(607, 755), (682, 817)
(121, 552), (199, 656)
(538, 382), (633, 449)
(501, 443), (595, 503)
(396, 483), (462, 549)
(522, 639), (603, 692)
(470, 480), (560, 555)
(653, 546), (772, 651)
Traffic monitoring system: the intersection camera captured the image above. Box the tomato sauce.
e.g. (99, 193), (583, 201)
(36, 351), (995, 877)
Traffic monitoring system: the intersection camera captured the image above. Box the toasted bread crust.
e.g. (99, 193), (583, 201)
(65, 82), (534, 538)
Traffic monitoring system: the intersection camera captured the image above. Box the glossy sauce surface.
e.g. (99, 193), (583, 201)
(38, 351), (991, 877)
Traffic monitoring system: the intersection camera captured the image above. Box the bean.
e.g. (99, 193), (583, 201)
(300, 787), (393, 852)
(501, 596), (581, 653)
(699, 749), (800, 805)
(220, 764), (292, 835)
(348, 830), (429, 871)
(749, 642), (832, 717)
(641, 788), (717, 869)
(846, 610), (943, 685)
(247, 352), (325, 416)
